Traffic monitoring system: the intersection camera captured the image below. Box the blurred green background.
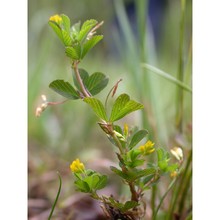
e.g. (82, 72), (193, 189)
(28, 0), (192, 218)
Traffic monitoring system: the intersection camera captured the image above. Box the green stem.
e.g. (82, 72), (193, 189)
(151, 185), (156, 217)
(176, 0), (186, 132)
(48, 172), (62, 220)
(104, 79), (122, 110)
(153, 178), (177, 220)
(178, 168), (192, 216)
(167, 149), (192, 219)
(112, 131), (124, 155)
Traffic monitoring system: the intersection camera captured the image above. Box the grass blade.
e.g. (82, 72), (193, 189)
(48, 172), (62, 220)
(141, 63), (192, 93)
(153, 178), (177, 220)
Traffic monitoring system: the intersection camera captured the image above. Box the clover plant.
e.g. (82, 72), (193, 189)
(36, 14), (183, 220)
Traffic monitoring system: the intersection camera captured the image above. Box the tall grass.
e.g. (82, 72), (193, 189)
(112, 0), (192, 218)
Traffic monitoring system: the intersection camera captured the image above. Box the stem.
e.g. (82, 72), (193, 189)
(167, 149), (192, 219)
(72, 61), (91, 98)
(88, 21), (104, 36)
(128, 182), (139, 202)
(178, 167), (192, 216)
(112, 132), (124, 155)
(176, 0), (186, 132)
(153, 178), (177, 220)
(48, 172), (62, 220)
(104, 79), (122, 110)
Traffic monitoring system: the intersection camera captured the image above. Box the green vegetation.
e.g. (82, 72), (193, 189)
(29, 1), (192, 219)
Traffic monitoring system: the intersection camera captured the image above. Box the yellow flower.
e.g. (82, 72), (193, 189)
(170, 171), (178, 178)
(170, 147), (183, 161)
(139, 140), (155, 155)
(124, 123), (129, 137)
(70, 159), (85, 173)
(49, 14), (62, 23)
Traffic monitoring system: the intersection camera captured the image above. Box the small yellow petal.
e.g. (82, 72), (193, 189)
(124, 123), (129, 136)
(49, 14), (62, 23)
(170, 171), (178, 178)
(70, 158), (85, 173)
(139, 140), (155, 155)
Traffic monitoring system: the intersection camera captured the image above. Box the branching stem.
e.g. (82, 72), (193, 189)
(72, 61), (91, 98)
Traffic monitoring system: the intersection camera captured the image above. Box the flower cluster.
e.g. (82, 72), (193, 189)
(139, 140), (155, 155)
(49, 14), (62, 23)
(70, 158), (85, 173)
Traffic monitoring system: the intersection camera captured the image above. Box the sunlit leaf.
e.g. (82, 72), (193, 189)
(109, 94), (144, 122)
(81, 35), (103, 58)
(60, 14), (70, 32)
(78, 19), (98, 42)
(84, 97), (108, 121)
(65, 46), (81, 60)
(62, 30), (72, 46)
(48, 21), (63, 43)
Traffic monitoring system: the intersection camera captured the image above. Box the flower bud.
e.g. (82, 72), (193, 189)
(49, 14), (62, 23)
(170, 147), (183, 161)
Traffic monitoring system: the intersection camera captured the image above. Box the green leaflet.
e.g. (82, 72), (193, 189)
(156, 148), (170, 172)
(85, 72), (109, 95)
(73, 69), (108, 96)
(62, 30), (72, 46)
(49, 80), (79, 99)
(128, 129), (148, 149)
(60, 14), (70, 32)
(122, 201), (138, 212)
(109, 94), (144, 122)
(84, 97), (108, 121)
(77, 19), (98, 42)
(48, 21), (63, 43)
(65, 45), (81, 60)
(81, 35), (103, 58)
